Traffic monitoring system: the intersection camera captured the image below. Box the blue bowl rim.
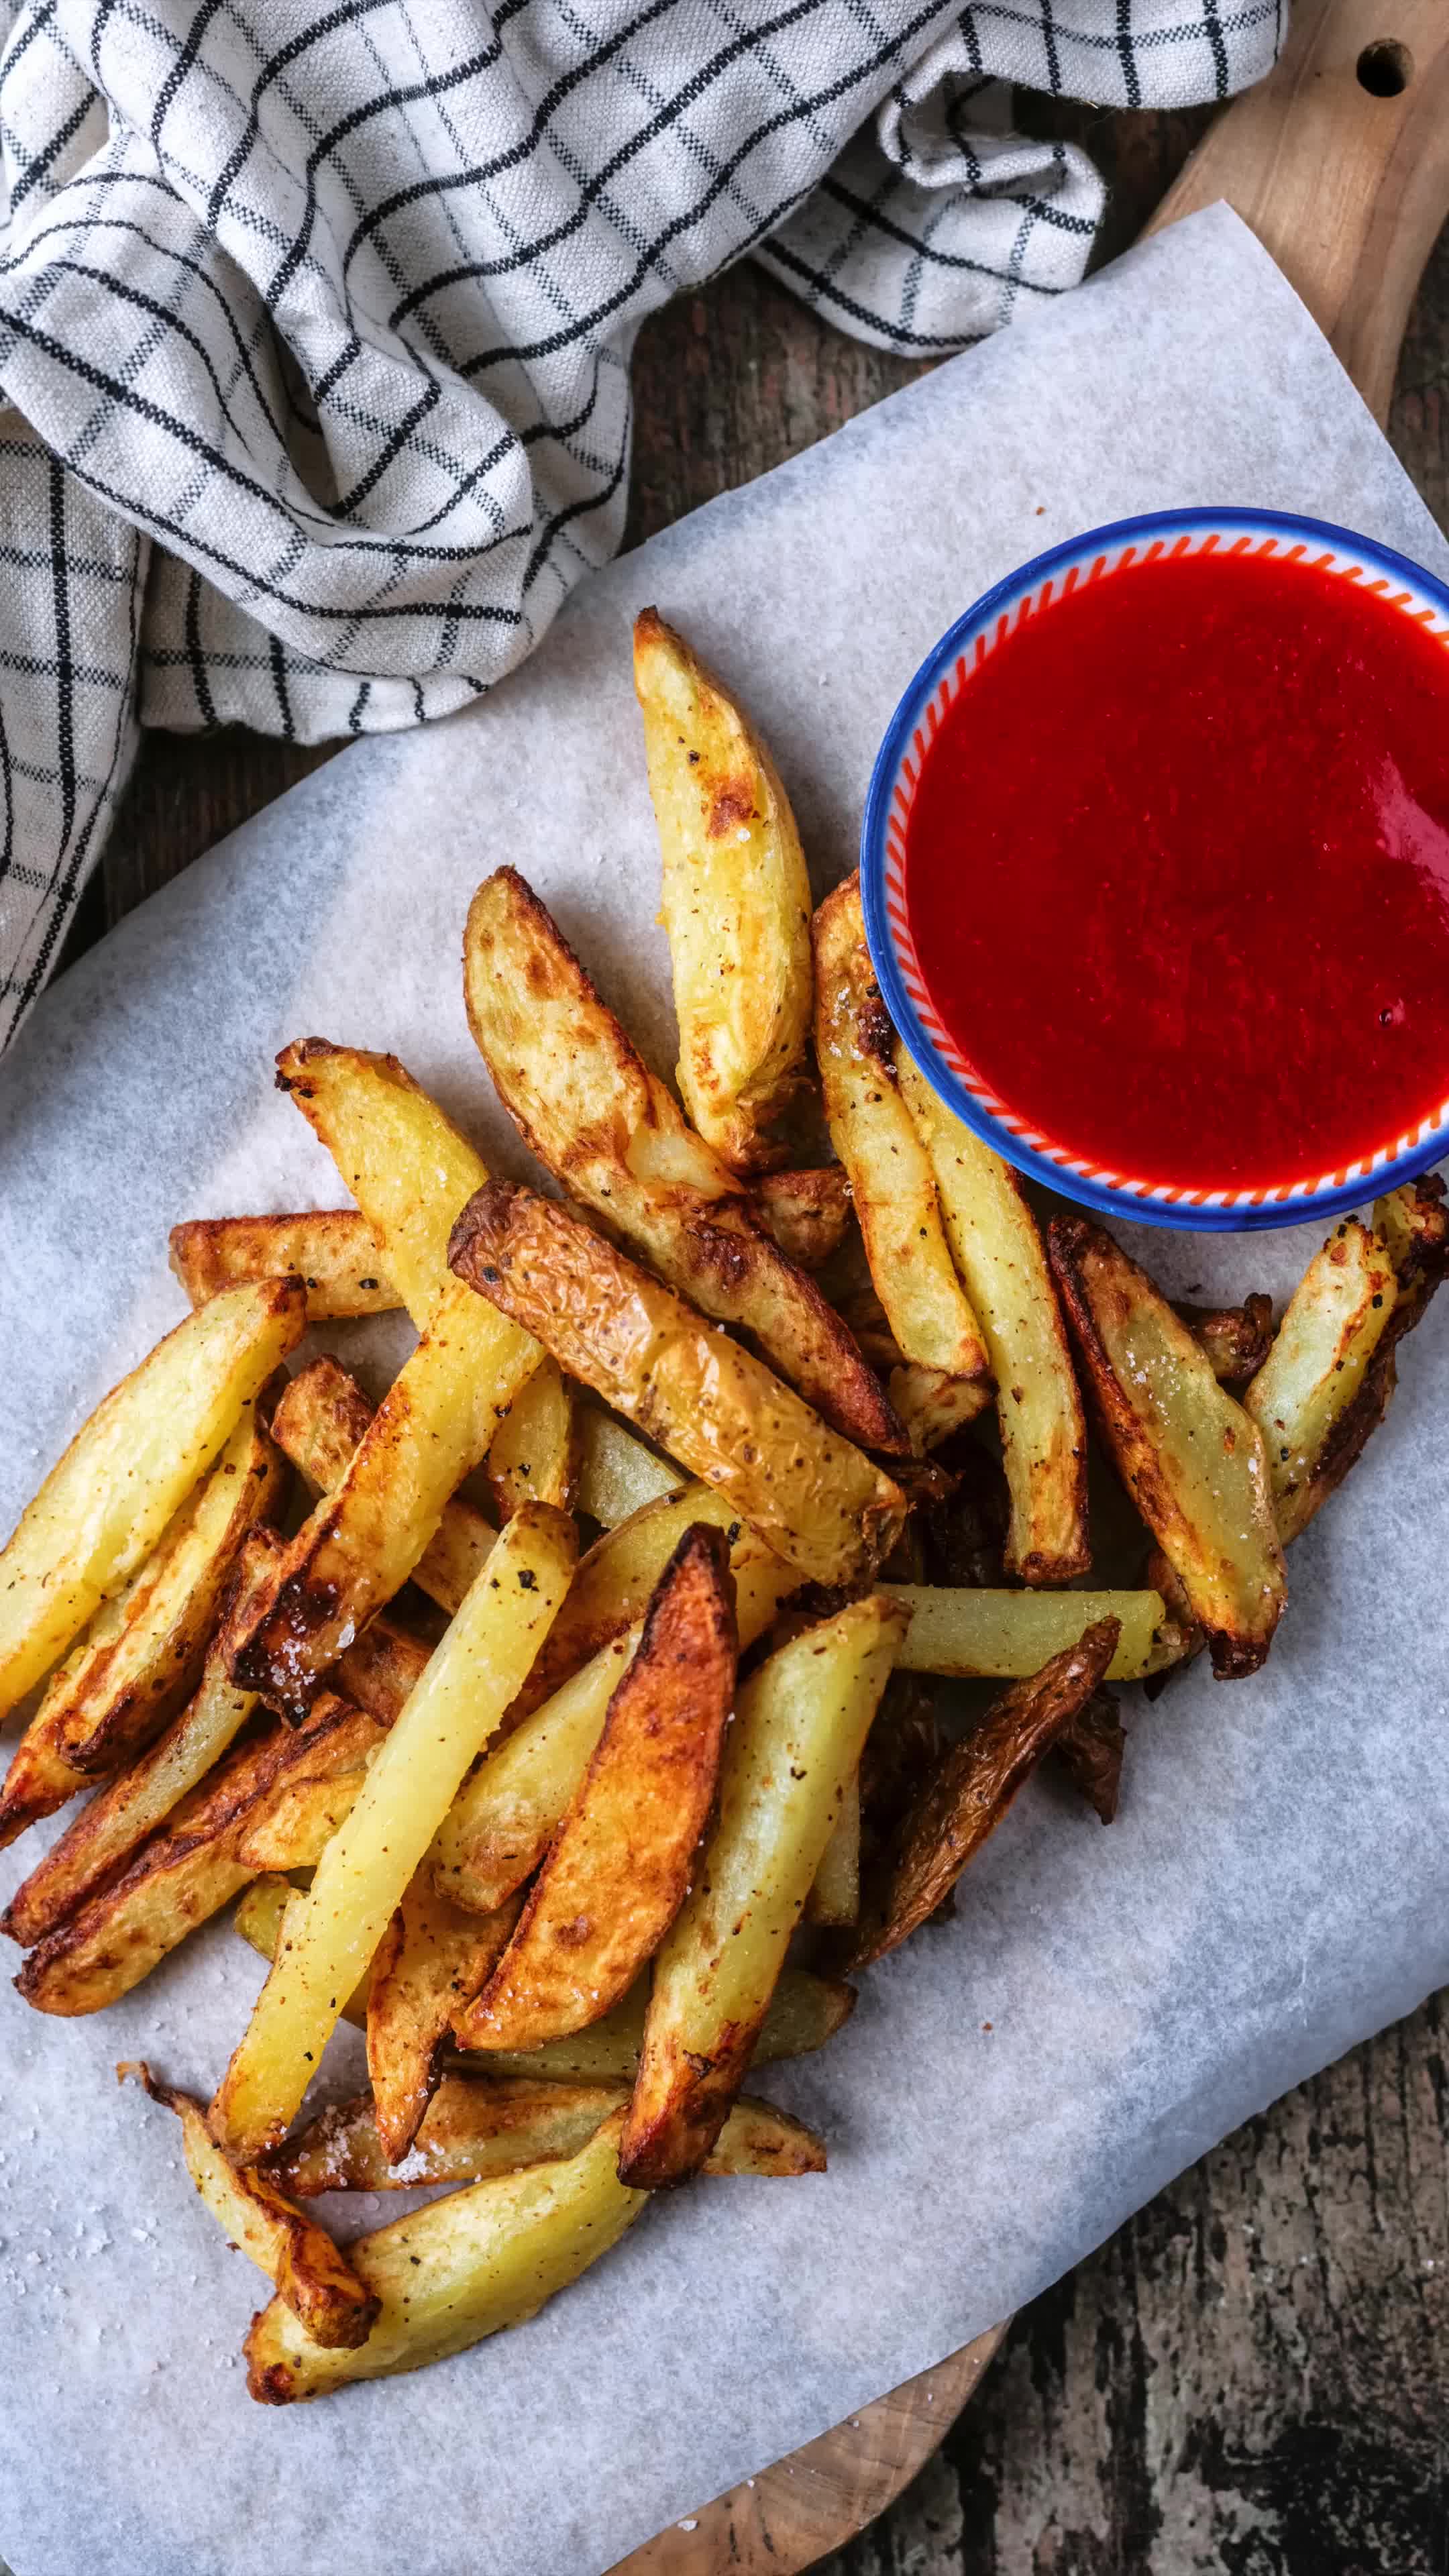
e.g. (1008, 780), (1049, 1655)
(860, 503), (1449, 1234)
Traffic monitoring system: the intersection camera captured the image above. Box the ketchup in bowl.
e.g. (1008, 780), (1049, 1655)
(876, 517), (1449, 1222)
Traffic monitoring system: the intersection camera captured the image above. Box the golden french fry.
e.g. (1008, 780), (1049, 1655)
(620, 1592), (906, 2186)
(51, 1393), (288, 1774)
(886, 1583), (1175, 1681)
(458, 1525), (736, 2052)
(234, 1884), (855, 2076)
(15, 1693), (384, 2017)
(812, 877), (991, 1434)
(751, 1166), (852, 1269)
(272, 1040), (492, 1328)
(270, 2077), (825, 2196)
(235, 1772), (370, 1872)
(231, 1278), (535, 1719)
(0, 1276), (303, 1723)
(0, 1532), (282, 1947)
(368, 1875), (522, 2163)
(211, 1505), (577, 2157)
(485, 1356), (576, 1520)
(235, 1876), (373, 2029)
(448, 1181), (905, 1589)
(514, 1480), (788, 1720)
(463, 869), (901, 1452)
(1244, 1219), (1399, 1543)
(805, 1770), (861, 1928)
(170, 1211), (396, 1317)
(1049, 1216), (1286, 1679)
(272, 1357), (498, 1617)
(574, 1410), (680, 1525)
(433, 1527), (799, 1917)
(125, 2063), (378, 2349)
(894, 1056), (1089, 1578)
(633, 608), (814, 1173)
(851, 1620), (1121, 1968)
(245, 2110), (645, 2402)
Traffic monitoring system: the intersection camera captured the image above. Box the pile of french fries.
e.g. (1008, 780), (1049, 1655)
(3, 609), (1444, 2406)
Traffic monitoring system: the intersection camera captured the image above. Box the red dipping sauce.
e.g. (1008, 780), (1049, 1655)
(903, 548), (1449, 1192)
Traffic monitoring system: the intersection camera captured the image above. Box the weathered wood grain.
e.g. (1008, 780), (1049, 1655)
(53, 102), (1449, 2576)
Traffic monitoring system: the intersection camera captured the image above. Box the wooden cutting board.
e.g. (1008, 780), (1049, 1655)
(621, 1), (1449, 2562)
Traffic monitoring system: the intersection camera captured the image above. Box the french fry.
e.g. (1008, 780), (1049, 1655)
(233, 1881), (855, 2074)
(633, 607), (813, 1173)
(447, 1181), (906, 1589)
(458, 1525), (736, 2052)
(235, 1772), (370, 1871)
(1244, 1220), (1399, 1543)
(0, 1394), (287, 1849)
(893, 1057), (1089, 1578)
(1049, 1216), (1286, 1679)
(15, 1693), (384, 2017)
(235, 1877), (373, 2028)
(463, 869), (902, 1452)
(0, 1275), (303, 1723)
(125, 2065), (378, 2349)
(574, 1410), (680, 1525)
(272, 1040), (492, 1328)
(812, 877), (991, 1440)
(368, 1876), (523, 2163)
(516, 1480), (793, 1721)
(1179, 1296), (1275, 1387)
(211, 1505), (577, 2158)
(270, 2078), (826, 2196)
(0, 1533), (282, 1947)
(230, 1277), (535, 1720)
(272, 1358), (498, 1616)
(484, 1356), (576, 1520)
(245, 2110), (646, 2402)
(170, 1212), (397, 1317)
(51, 1393), (288, 1773)
(619, 1592), (906, 2186)
(752, 1166), (852, 1270)
(887, 1582), (1175, 1680)
(1375, 1173), (1449, 1330)
(851, 1620), (1121, 1968)
(432, 1527), (799, 1917)
(805, 1770), (861, 1927)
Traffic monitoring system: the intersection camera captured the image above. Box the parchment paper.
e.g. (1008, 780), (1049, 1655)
(3, 206), (1448, 2576)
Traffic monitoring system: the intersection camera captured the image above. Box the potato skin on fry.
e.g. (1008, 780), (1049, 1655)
(15, 1692), (384, 2016)
(244, 2110), (647, 2402)
(368, 1878), (523, 2164)
(634, 606), (813, 1173)
(1049, 1216), (1285, 1680)
(457, 1523), (737, 2052)
(851, 1617), (1121, 1968)
(1244, 1220), (1398, 1544)
(127, 2063), (379, 2349)
(812, 876), (991, 1426)
(463, 867), (903, 1453)
(170, 1211), (398, 1318)
(269, 2077), (826, 2195)
(447, 1180), (906, 1589)
(231, 1277), (532, 1721)
(0, 1275), (304, 1725)
(619, 1592), (906, 2187)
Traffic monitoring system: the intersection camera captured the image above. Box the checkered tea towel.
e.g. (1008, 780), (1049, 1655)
(0, 0), (1283, 1046)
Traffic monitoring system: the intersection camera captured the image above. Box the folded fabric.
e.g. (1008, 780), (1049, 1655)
(0, 0), (1281, 1047)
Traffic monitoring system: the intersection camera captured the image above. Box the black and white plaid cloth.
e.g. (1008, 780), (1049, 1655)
(0, 0), (1282, 1046)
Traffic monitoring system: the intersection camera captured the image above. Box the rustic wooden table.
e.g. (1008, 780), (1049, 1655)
(57, 108), (1449, 2576)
